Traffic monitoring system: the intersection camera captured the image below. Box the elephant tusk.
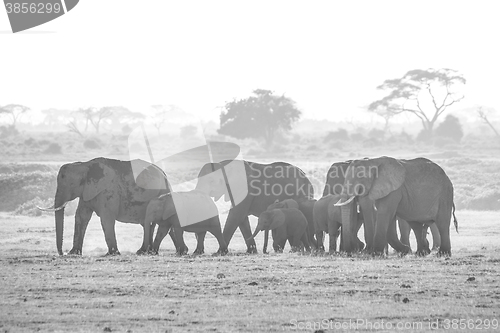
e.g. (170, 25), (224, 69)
(37, 201), (69, 212)
(334, 196), (356, 207)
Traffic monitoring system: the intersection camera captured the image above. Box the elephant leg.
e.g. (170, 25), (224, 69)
(359, 198), (375, 252)
(372, 195), (402, 255)
(208, 218), (228, 256)
(239, 216), (257, 254)
(137, 222), (156, 255)
(430, 223), (441, 251)
(328, 221), (340, 254)
(193, 232), (206, 255)
(152, 222), (170, 254)
(168, 228), (179, 250)
(407, 221), (430, 256)
(222, 199), (255, 252)
(398, 218), (412, 250)
(69, 204), (93, 255)
(436, 209), (452, 256)
(263, 229), (269, 254)
(353, 215), (365, 252)
(272, 229), (284, 253)
(290, 232), (303, 252)
(173, 227), (189, 255)
(315, 230), (325, 252)
(387, 216), (411, 255)
(99, 215), (120, 255)
(300, 231), (311, 253)
(306, 222), (316, 251)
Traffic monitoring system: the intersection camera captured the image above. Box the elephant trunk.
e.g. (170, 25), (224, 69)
(54, 191), (67, 256)
(246, 226), (262, 242)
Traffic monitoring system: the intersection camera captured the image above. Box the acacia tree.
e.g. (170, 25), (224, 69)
(77, 107), (114, 133)
(368, 68), (466, 135)
(218, 89), (301, 145)
(0, 104), (30, 129)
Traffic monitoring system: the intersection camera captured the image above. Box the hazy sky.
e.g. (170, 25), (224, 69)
(1, 0), (499, 123)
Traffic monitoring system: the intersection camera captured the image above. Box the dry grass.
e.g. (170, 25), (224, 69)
(0, 210), (499, 332)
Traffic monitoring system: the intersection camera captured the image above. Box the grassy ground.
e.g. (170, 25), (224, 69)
(0, 210), (499, 332)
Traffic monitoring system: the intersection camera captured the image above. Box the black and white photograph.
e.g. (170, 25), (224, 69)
(1, 1), (499, 332)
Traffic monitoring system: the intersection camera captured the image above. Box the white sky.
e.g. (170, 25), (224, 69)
(1, 0), (499, 123)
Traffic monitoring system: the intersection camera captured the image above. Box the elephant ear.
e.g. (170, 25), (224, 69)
(368, 158), (405, 201)
(269, 209), (286, 230)
(83, 162), (116, 201)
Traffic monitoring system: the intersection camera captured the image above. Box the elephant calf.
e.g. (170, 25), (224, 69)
(143, 190), (228, 256)
(313, 194), (364, 254)
(248, 208), (310, 253)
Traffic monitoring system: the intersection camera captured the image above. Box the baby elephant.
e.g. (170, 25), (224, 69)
(143, 190), (228, 256)
(313, 194), (364, 254)
(247, 208), (310, 253)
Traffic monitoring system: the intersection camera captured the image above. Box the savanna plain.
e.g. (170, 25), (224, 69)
(1, 134), (500, 332)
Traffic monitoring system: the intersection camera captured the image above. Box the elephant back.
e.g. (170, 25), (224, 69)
(172, 190), (219, 227)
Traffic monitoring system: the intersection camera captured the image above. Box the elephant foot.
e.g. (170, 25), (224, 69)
(136, 247), (149, 255)
(314, 246), (325, 255)
(246, 244), (258, 254)
(213, 248), (228, 256)
(148, 249), (159, 255)
(105, 250), (121, 256)
(68, 248), (82, 255)
(415, 249), (430, 257)
(193, 248), (205, 256)
(176, 246), (189, 256)
(437, 249), (451, 257)
(370, 250), (386, 257)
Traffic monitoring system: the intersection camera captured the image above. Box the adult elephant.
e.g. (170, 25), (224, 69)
(323, 160), (413, 255)
(196, 160), (314, 253)
(38, 157), (175, 256)
(335, 157), (458, 256)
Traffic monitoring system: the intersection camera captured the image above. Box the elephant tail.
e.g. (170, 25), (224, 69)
(452, 203), (458, 233)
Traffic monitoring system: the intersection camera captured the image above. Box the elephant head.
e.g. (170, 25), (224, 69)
(38, 160), (116, 255)
(335, 157), (405, 253)
(247, 209), (286, 241)
(196, 160), (248, 207)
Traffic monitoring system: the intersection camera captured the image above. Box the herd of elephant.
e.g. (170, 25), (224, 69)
(38, 156), (458, 257)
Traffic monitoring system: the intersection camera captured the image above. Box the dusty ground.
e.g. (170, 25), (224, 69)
(0, 211), (499, 332)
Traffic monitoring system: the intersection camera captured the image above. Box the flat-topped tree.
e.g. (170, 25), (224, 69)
(368, 68), (466, 135)
(218, 89), (301, 146)
(0, 104), (30, 129)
